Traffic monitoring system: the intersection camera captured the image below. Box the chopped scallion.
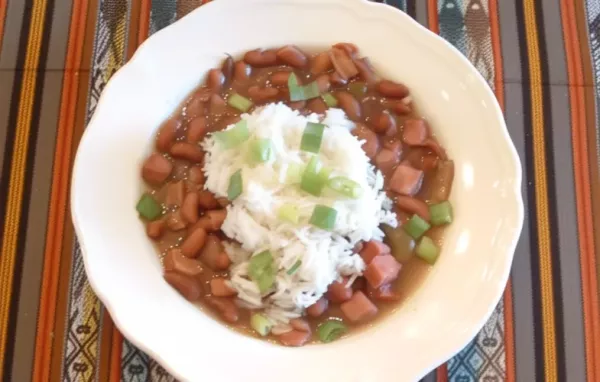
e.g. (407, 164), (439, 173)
(227, 169), (243, 200)
(415, 236), (440, 264)
(285, 163), (304, 184)
(250, 313), (272, 336)
(249, 138), (273, 163)
(288, 73), (321, 101)
(278, 204), (299, 224)
(227, 93), (253, 112)
(287, 260), (302, 275)
(317, 320), (347, 343)
(348, 82), (367, 98)
(301, 156), (326, 196)
(213, 120), (249, 149)
(328, 176), (362, 198)
(322, 93), (338, 107)
(248, 250), (275, 293)
(403, 214), (430, 239)
(429, 201), (453, 226)
(136, 194), (162, 220)
(310, 205), (337, 230)
(300, 122), (325, 153)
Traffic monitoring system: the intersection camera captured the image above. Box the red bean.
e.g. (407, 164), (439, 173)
(392, 101), (412, 115)
(354, 57), (377, 84)
(188, 166), (205, 186)
(181, 227), (207, 258)
(276, 45), (308, 68)
(333, 42), (359, 57)
(209, 94), (226, 115)
(278, 330), (311, 347)
(306, 297), (328, 317)
(163, 249), (204, 277)
(315, 74), (331, 93)
(327, 278), (353, 303)
(221, 55), (234, 86)
(199, 234), (224, 270)
(210, 278), (237, 297)
(142, 153), (173, 185)
(165, 181), (185, 207)
(164, 271), (202, 301)
(206, 68), (224, 91)
(335, 92), (361, 121)
(170, 142), (204, 163)
(248, 86), (279, 103)
(310, 52), (332, 75)
(329, 47), (359, 81)
(181, 192), (199, 224)
(233, 61), (251, 82)
(372, 111), (396, 134)
(270, 71), (291, 86)
(186, 117), (208, 143)
(146, 220), (165, 239)
(185, 97), (205, 119)
(290, 318), (311, 332)
(330, 71), (347, 86)
(243, 49), (278, 67)
(197, 190), (219, 210)
(376, 80), (410, 98)
(166, 210), (187, 231)
(155, 118), (181, 152)
(206, 297), (239, 323)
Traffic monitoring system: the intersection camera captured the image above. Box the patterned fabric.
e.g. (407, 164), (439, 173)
(0, 0), (598, 381)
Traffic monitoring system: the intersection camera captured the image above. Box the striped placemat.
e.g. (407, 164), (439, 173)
(0, 0), (599, 381)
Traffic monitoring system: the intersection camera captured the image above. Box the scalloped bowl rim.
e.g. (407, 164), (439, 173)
(71, 0), (524, 381)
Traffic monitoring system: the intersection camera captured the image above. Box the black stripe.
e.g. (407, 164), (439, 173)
(1, 0), (56, 378)
(534, 1), (566, 380)
(406, 0), (416, 18)
(515, 2), (545, 381)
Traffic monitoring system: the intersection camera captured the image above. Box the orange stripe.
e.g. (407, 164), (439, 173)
(487, 1), (515, 380)
(137, 0), (151, 46)
(560, 1), (600, 381)
(31, 1), (88, 381)
(0, 0), (7, 54)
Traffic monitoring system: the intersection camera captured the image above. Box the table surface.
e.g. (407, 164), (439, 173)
(0, 0), (599, 381)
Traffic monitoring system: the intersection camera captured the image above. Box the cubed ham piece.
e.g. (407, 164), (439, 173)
(375, 147), (401, 175)
(278, 330), (311, 347)
(359, 240), (391, 265)
(163, 248), (204, 277)
(306, 298), (329, 317)
(402, 119), (429, 146)
(389, 164), (423, 196)
(364, 254), (402, 289)
(210, 278), (237, 297)
(327, 278), (353, 303)
(141, 153), (172, 185)
(340, 291), (378, 322)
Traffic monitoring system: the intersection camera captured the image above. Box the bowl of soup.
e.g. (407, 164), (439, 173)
(71, 0), (524, 381)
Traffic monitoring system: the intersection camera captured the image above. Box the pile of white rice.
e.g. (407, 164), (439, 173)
(202, 103), (396, 325)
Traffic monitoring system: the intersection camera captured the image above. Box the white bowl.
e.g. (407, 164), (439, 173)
(71, 0), (524, 380)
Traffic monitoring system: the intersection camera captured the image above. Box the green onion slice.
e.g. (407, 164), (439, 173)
(278, 204), (299, 224)
(227, 169), (243, 201)
(415, 236), (440, 265)
(429, 201), (453, 226)
(317, 320), (347, 343)
(301, 156), (326, 196)
(213, 119), (250, 149)
(322, 93), (338, 108)
(136, 193), (162, 220)
(250, 313), (272, 336)
(285, 162), (304, 184)
(310, 205), (337, 230)
(288, 73), (321, 101)
(287, 260), (302, 275)
(248, 250), (275, 293)
(328, 176), (362, 198)
(403, 214), (431, 240)
(227, 93), (253, 112)
(249, 138), (273, 163)
(348, 82), (367, 98)
(300, 122), (325, 154)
